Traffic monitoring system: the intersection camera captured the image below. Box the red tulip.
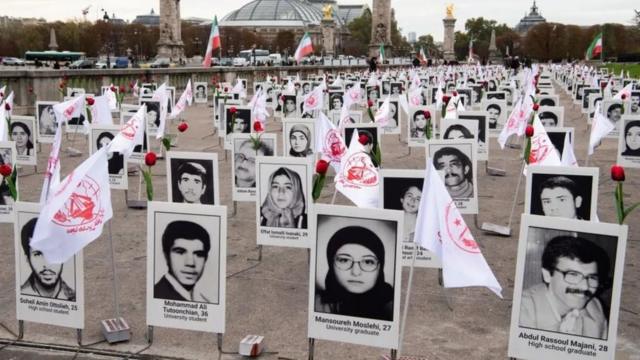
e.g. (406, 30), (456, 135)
(224, 87), (229, 92)
(129, 82), (135, 89)
(86, 97), (95, 106)
(423, 110), (431, 119)
(0, 164), (12, 177)
(110, 86), (117, 92)
(442, 95), (450, 103)
(611, 165), (625, 182)
(28, 87), (33, 93)
(621, 94), (627, 100)
(229, 106), (237, 114)
(315, 159), (329, 175)
(4, 103), (10, 111)
(525, 125), (534, 138)
(177, 122), (188, 132)
(144, 152), (157, 167)
(253, 121), (264, 132)
(452, 91), (458, 97)
(600, 82), (607, 89)
(367, 100), (374, 108)
(532, 103), (540, 111)
(119, 85), (126, 93)
(58, 83), (65, 89)
(358, 134), (369, 145)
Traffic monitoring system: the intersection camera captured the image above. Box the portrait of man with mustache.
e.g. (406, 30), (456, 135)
(433, 147), (474, 199)
(20, 218), (76, 301)
(520, 236), (610, 340)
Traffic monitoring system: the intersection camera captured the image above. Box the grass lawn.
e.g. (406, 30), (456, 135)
(602, 63), (640, 78)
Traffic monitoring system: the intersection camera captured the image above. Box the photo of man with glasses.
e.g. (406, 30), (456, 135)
(233, 137), (274, 188)
(519, 235), (611, 340)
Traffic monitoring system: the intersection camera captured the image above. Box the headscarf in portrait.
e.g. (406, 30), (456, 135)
(260, 167), (306, 228)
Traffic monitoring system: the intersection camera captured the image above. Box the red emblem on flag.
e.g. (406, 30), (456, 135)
(324, 129), (346, 161)
(52, 176), (104, 229)
(342, 153), (378, 187)
(444, 201), (480, 253)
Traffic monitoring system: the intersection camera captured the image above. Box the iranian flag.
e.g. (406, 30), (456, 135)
(203, 16), (221, 68)
(294, 32), (313, 64)
(585, 32), (603, 60)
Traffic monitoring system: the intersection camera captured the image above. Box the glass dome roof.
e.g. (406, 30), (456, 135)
(221, 0), (343, 27)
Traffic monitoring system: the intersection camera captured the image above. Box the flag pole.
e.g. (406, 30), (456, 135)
(397, 243), (419, 356)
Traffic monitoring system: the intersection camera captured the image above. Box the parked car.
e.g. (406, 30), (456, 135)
(150, 57), (171, 68)
(219, 57), (233, 66)
(69, 59), (95, 69)
(95, 60), (111, 69)
(114, 57), (129, 68)
(2, 57), (26, 66)
(232, 57), (249, 67)
(268, 53), (283, 66)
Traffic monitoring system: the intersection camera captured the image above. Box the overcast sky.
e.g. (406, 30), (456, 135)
(2, 0), (635, 39)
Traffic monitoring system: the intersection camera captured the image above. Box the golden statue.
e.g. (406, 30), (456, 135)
(446, 4), (455, 18)
(322, 4), (333, 21)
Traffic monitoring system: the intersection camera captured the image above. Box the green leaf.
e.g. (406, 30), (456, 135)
(142, 168), (154, 201)
(312, 174), (326, 201)
(373, 142), (382, 167)
(623, 202), (640, 223)
(615, 183), (624, 224)
(523, 139), (532, 164)
(162, 137), (171, 151)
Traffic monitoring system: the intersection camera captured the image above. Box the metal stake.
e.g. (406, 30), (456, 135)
(147, 325), (154, 345)
(397, 244), (418, 357)
(308, 338), (315, 360)
(107, 222), (121, 318)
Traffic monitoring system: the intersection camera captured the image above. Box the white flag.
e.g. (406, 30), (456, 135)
(0, 105), (6, 142)
(105, 86), (118, 110)
(614, 83), (633, 101)
(90, 95), (113, 125)
(108, 104), (146, 158)
(31, 147), (113, 264)
(249, 87), (269, 124)
(39, 121), (63, 204)
(408, 86), (423, 107)
(343, 85), (362, 109)
(334, 129), (380, 208)
(498, 97), (531, 149)
(588, 103), (615, 155)
(525, 115), (562, 173)
(302, 84), (325, 114)
(316, 112), (347, 173)
(561, 132), (579, 167)
(132, 81), (140, 98)
(231, 80), (246, 99)
(170, 80), (193, 119)
(414, 159), (502, 297)
(444, 96), (458, 119)
(152, 83), (169, 139)
(374, 96), (391, 126)
(53, 95), (86, 124)
(4, 91), (14, 118)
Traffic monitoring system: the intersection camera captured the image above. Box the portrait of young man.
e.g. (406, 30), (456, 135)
(486, 104), (502, 129)
(539, 111), (559, 128)
(330, 93), (344, 111)
(154, 220), (213, 302)
(20, 218), (76, 301)
(519, 235), (612, 340)
(432, 146), (474, 199)
(170, 160), (213, 205)
(629, 91), (640, 114)
(195, 84), (207, 101)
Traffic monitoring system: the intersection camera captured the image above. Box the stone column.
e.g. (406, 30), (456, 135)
(443, 16), (456, 61)
(488, 29), (502, 64)
(321, 20), (336, 57)
(157, 0), (184, 61)
(369, 0), (393, 58)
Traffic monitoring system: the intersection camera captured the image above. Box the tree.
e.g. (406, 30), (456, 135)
(272, 30), (296, 56)
(344, 9), (372, 55)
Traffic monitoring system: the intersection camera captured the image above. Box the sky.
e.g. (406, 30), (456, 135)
(2, 0), (635, 40)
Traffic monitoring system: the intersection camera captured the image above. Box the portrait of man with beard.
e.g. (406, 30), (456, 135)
(20, 218), (76, 301)
(433, 147), (474, 199)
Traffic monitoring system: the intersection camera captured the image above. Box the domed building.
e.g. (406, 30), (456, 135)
(515, 1), (547, 34)
(220, 0), (367, 54)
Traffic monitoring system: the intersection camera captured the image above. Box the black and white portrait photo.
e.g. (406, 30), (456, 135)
(283, 120), (314, 158)
(147, 202), (227, 333)
(366, 86), (380, 105)
(629, 91), (640, 115)
(194, 82), (208, 104)
(441, 119), (479, 143)
(90, 125), (127, 190)
(14, 203), (84, 329)
(329, 92), (344, 111)
(485, 91), (507, 102)
(308, 205), (403, 349)
(10, 116), (37, 166)
(546, 128), (574, 163)
(140, 99), (161, 137)
(539, 106), (565, 128)
(582, 89), (600, 112)
(427, 140), (478, 214)
(167, 152), (219, 205)
(482, 100), (507, 134)
(617, 117), (640, 167)
(539, 95), (559, 107)
(408, 106), (434, 147)
(225, 107), (251, 136)
(344, 125), (380, 167)
(603, 100), (625, 137)
(281, 94), (298, 118)
(390, 82), (403, 97)
(526, 167), (599, 221)
(232, 134), (277, 202)
(508, 215), (627, 360)
(458, 111), (489, 161)
(377, 99), (400, 134)
(36, 101), (58, 143)
(379, 170), (440, 268)
(256, 158), (313, 248)
(0, 142), (16, 222)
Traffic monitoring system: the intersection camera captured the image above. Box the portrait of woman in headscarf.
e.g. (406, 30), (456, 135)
(289, 124), (313, 157)
(621, 120), (640, 157)
(260, 167), (307, 229)
(315, 226), (394, 321)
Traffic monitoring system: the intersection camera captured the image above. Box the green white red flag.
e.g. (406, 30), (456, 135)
(203, 16), (221, 68)
(585, 32), (603, 60)
(294, 32), (313, 64)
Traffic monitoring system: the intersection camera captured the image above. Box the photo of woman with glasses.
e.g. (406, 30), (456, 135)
(315, 225), (394, 321)
(260, 167), (307, 229)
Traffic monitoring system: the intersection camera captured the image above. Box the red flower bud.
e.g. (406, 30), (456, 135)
(358, 134), (369, 145)
(229, 106), (237, 114)
(536, 88), (541, 94)
(129, 82), (134, 89)
(600, 82), (607, 89)
(423, 110), (431, 119)
(86, 97), (95, 106)
(367, 100), (374, 108)
(28, 87), (33, 93)
(4, 103), (10, 111)
(611, 164), (625, 182)
(452, 91), (458, 97)
(253, 121), (264, 132)
(110, 86), (117, 92)
(525, 125), (534, 138)
(119, 85), (126, 93)
(315, 159), (329, 175)
(224, 87), (229, 92)
(621, 94), (627, 100)
(59, 83), (65, 89)
(177, 122), (188, 132)
(532, 103), (540, 111)
(0, 164), (12, 177)
(144, 152), (157, 167)
(442, 95), (450, 103)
